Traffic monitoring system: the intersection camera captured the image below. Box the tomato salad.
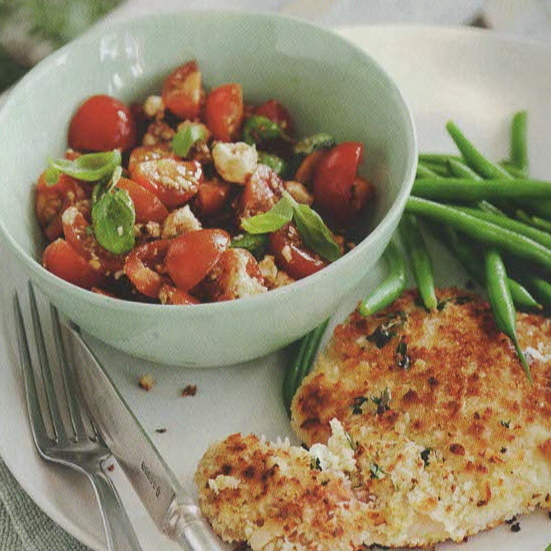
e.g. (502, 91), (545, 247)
(36, 60), (374, 304)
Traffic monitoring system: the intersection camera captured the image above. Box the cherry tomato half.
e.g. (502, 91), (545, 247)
(254, 99), (294, 135)
(237, 164), (284, 221)
(165, 229), (230, 291)
(161, 61), (203, 119)
(62, 206), (125, 274)
(124, 239), (172, 298)
(116, 178), (169, 224)
(313, 142), (365, 227)
(68, 95), (137, 152)
(205, 83), (244, 142)
(35, 171), (87, 242)
(130, 158), (202, 209)
(127, 144), (178, 174)
(269, 223), (327, 280)
(42, 238), (104, 289)
(195, 179), (233, 218)
(159, 283), (200, 305)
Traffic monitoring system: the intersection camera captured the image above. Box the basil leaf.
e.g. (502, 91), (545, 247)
(241, 195), (294, 234)
(243, 115), (289, 145)
(91, 166), (123, 207)
(91, 188), (135, 254)
(230, 232), (269, 259)
(284, 192), (341, 262)
(294, 133), (336, 156)
(49, 150), (122, 182)
(43, 166), (61, 187)
(257, 151), (287, 176)
(171, 124), (208, 157)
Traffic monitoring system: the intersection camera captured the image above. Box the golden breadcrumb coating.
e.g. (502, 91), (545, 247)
(195, 288), (551, 550)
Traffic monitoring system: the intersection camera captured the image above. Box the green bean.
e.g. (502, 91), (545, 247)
(282, 318), (329, 414)
(527, 276), (551, 309)
(435, 226), (541, 310)
(446, 121), (512, 179)
(406, 197), (551, 272)
(412, 178), (551, 202)
(516, 210), (551, 233)
(510, 110), (529, 175)
(522, 199), (551, 220)
(447, 158), (482, 180)
(417, 161), (450, 177)
(485, 247), (532, 382)
(399, 214), (437, 309)
(418, 153), (462, 165)
(416, 163), (439, 179)
(358, 239), (407, 316)
(507, 278), (543, 310)
(453, 206), (551, 249)
(500, 161), (526, 179)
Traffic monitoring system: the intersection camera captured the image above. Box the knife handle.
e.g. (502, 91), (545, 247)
(166, 500), (228, 550)
(89, 469), (143, 551)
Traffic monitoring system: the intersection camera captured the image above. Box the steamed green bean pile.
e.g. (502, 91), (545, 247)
(283, 111), (549, 411)
(406, 111), (549, 382)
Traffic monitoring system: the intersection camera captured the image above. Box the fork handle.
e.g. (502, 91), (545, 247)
(87, 469), (143, 551)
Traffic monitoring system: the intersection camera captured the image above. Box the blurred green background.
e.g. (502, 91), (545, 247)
(0, 0), (125, 91)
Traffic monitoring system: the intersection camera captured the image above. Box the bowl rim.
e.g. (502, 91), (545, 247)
(0, 10), (417, 317)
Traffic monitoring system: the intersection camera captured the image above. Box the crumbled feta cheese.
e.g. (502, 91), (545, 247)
(212, 142), (258, 184)
(162, 205), (202, 238)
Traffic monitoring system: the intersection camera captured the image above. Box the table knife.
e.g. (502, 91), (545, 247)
(62, 322), (229, 551)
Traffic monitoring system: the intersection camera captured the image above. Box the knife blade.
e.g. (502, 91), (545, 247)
(61, 322), (228, 551)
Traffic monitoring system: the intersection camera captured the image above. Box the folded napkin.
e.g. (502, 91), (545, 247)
(0, 458), (91, 550)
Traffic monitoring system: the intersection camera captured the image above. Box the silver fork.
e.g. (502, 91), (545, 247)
(14, 284), (142, 551)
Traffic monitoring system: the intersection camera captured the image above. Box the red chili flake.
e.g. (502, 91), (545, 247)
(181, 384), (197, 397)
(107, 464), (115, 472)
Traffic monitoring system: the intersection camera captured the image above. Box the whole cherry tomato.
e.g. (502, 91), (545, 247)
(130, 158), (202, 209)
(269, 223), (327, 280)
(42, 238), (104, 289)
(116, 178), (169, 224)
(313, 142), (366, 227)
(68, 95), (137, 152)
(205, 83), (244, 142)
(161, 61), (203, 119)
(254, 99), (294, 135)
(165, 229), (230, 291)
(124, 239), (172, 298)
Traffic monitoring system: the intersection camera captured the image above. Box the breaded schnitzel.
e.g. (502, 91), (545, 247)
(195, 288), (551, 549)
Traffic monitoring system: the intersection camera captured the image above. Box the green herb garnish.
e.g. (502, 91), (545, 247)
(241, 195), (294, 234)
(91, 167), (135, 255)
(257, 151), (287, 175)
(293, 133), (336, 156)
(242, 115), (288, 145)
(230, 232), (269, 259)
(48, 150), (122, 183)
(171, 124), (208, 157)
(351, 396), (368, 415)
(369, 462), (385, 480)
(289, 195), (341, 262)
(371, 387), (392, 412)
(420, 448), (431, 467)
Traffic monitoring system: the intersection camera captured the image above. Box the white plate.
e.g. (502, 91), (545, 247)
(1, 24), (551, 551)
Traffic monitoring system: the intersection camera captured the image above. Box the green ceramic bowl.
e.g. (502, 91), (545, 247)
(0, 12), (416, 366)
